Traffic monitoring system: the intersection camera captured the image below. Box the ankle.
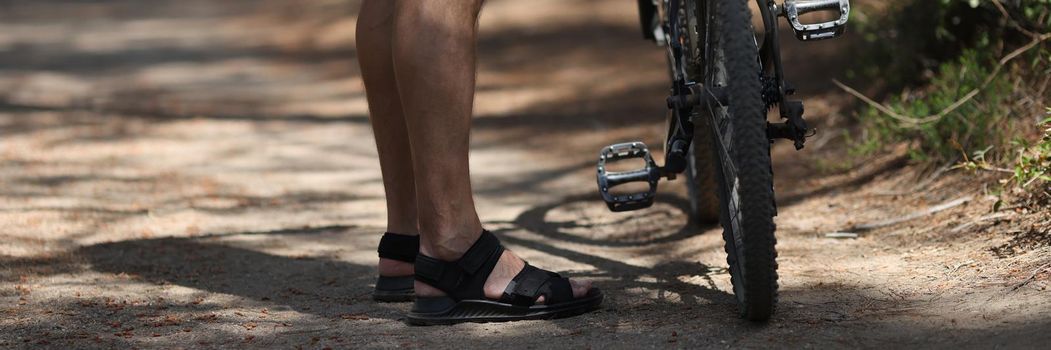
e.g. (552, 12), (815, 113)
(420, 243), (465, 261)
(412, 250), (520, 299)
(385, 223), (419, 236)
(418, 222), (484, 261)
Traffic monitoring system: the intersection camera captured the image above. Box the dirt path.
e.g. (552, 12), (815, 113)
(1, 1), (1049, 348)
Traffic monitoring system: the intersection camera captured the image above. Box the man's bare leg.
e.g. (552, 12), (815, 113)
(391, 0), (589, 301)
(357, 0), (416, 278)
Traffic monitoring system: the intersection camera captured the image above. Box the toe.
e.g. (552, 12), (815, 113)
(534, 278), (590, 304)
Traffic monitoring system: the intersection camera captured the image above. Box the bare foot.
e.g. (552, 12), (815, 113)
(415, 249), (591, 304)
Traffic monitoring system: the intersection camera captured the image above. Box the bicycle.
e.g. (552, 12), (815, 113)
(596, 0), (851, 321)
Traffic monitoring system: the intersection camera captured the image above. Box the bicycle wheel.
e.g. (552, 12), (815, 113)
(686, 124), (721, 224)
(677, 0), (721, 225)
(700, 0), (779, 321)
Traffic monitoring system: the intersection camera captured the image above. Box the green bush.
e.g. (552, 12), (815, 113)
(847, 0), (1050, 166)
(1012, 111), (1051, 187)
(857, 50), (1014, 163)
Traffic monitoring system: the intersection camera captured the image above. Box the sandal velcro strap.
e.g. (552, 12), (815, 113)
(378, 232), (420, 263)
(500, 264), (574, 306)
(414, 230), (504, 301)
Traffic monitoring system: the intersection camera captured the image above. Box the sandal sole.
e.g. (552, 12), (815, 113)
(373, 289), (414, 302)
(406, 288), (603, 325)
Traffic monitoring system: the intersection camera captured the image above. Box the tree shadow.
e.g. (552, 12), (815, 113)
(0, 0), (367, 136)
(73, 231), (393, 320)
(0, 101), (368, 127)
(510, 193), (717, 248)
(493, 230), (738, 315)
(775, 153), (909, 207)
(489, 192), (738, 314)
(0, 45), (357, 77)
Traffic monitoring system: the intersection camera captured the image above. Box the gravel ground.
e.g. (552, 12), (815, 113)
(1, 1), (1049, 349)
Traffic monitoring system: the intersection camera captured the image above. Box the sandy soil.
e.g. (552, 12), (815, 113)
(1, 0), (1049, 349)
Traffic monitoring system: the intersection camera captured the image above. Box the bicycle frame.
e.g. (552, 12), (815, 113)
(603, 0), (851, 321)
(655, 0), (847, 174)
(600, 0), (848, 211)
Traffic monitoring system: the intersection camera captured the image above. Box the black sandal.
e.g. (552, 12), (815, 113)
(373, 232), (419, 302)
(408, 230), (603, 325)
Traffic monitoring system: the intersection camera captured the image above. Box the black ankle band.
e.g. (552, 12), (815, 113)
(378, 232), (420, 263)
(414, 230), (504, 301)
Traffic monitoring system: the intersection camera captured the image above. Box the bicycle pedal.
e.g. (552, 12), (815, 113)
(780, 0), (850, 41)
(596, 142), (661, 212)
